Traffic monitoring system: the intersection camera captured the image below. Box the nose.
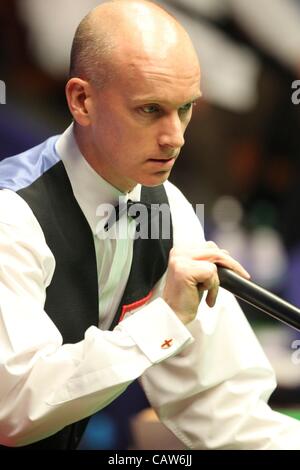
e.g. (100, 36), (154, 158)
(157, 113), (185, 151)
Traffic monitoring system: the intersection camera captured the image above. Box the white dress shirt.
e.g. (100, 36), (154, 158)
(0, 125), (300, 448)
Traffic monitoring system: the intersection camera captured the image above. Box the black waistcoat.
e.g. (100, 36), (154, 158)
(1, 161), (173, 449)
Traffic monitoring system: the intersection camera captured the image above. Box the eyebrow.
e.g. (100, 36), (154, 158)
(180, 94), (203, 106)
(132, 93), (203, 107)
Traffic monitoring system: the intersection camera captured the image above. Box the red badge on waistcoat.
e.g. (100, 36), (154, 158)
(118, 290), (153, 323)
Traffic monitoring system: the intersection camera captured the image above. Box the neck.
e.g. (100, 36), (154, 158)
(73, 123), (135, 194)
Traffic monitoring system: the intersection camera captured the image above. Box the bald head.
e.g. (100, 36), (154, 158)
(69, 0), (199, 88)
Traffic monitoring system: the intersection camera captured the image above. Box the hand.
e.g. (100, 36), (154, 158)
(163, 241), (250, 325)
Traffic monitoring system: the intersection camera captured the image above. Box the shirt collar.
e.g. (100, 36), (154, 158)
(55, 123), (141, 234)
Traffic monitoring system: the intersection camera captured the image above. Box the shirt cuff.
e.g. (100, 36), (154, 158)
(118, 298), (194, 364)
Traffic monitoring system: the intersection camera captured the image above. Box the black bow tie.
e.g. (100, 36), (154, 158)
(104, 199), (152, 232)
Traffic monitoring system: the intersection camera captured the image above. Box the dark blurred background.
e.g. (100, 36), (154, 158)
(1, 0), (300, 449)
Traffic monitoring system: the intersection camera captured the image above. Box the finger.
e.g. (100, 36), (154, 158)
(196, 266), (220, 307)
(172, 243), (228, 260)
(191, 250), (250, 279)
(170, 242), (224, 259)
(170, 247), (250, 280)
(189, 260), (217, 285)
(192, 249), (250, 279)
(169, 242), (219, 259)
(206, 282), (219, 308)
(215, 255), (250, 279)
(204, 240), (219, 250)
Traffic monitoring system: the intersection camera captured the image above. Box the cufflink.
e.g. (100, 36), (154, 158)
(161, 339), (173, 349)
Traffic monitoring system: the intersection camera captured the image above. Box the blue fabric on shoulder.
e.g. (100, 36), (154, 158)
(0, 136), (60, 192)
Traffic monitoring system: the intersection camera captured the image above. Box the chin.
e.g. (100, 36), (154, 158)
(140, 172), (171, 188)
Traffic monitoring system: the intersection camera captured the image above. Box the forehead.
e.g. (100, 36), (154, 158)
(116, 54), (201, 106)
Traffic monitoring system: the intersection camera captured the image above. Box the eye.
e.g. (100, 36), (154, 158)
(179, 101), (196, 114)
(140, 104), (160, 114)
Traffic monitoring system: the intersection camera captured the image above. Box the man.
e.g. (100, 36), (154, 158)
(0, 0), (299, 450)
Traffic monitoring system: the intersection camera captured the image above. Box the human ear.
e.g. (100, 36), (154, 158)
(65, 78), (93, 126)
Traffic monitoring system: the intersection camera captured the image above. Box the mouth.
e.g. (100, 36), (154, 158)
(147, 157), (176, 169)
